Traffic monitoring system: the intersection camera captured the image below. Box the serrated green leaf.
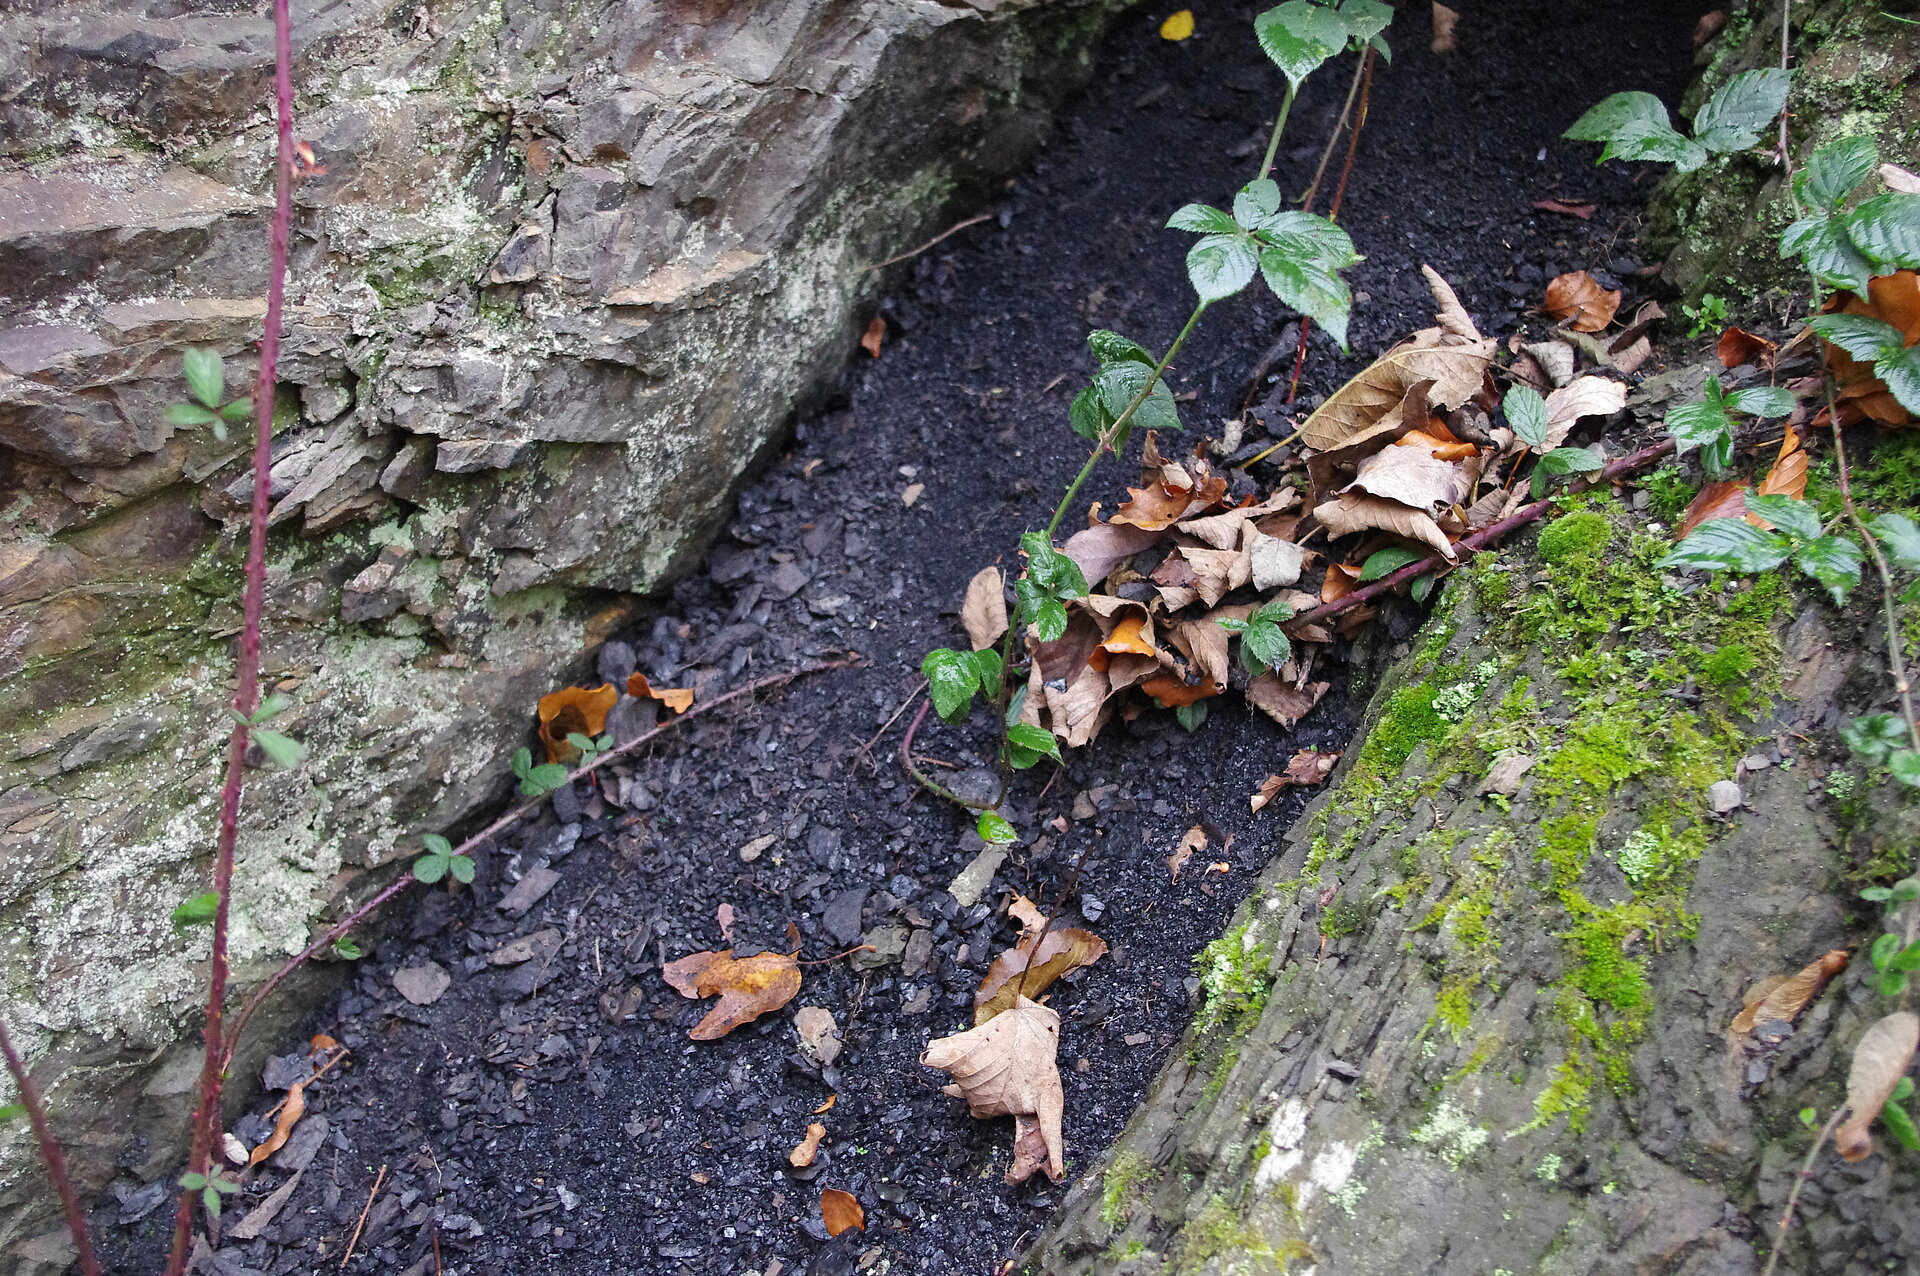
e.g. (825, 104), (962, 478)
(1796, 135), (1877, 211)
(1690, 68), (1789, 154)
(333, 937), (364, 960)
(1096, 361), (1181, 434)
(512, 747), (533, 778)
(1504, 384), (1549, 450)
(1805, 312), (1903, 360)
(1873, 932), (1902, 969)
(1006, 722), (1062, 762)
(204, 1186), (223, 1217)
(1031, 594), (1068, 643)
(1844, 191), (1920, 270)
(1743, 492), (1823, 541)
(1336, 0), (1392, 44)
(171, 892), (221, 931)
(1360, 546), (1423, 582)
(1783, 215), (1876, 293)
(964, 647), (1004, 692)
(1020, 533), (1089, 598)
(921, 648), (979, 722)
(1411, 571), (1436, 603)
(423, 833), (453, 857)
(0, 1102), (27, 1123)
(1069, 384), (1108, 442)
(1175, 700), (1208, 732)
(1087, 330), (1155, 366)
(1869, 511), (1920, 571)
(449, 854), (476, 884)
(1659, 518), (1791, 573)
(976, 811), (1019, 844)
(1167, 203), (1241, 235)
(1368, 31), (1391, 61)
(252, 728), (306, 769)
(1892, 749), (1920, 788)
(179, 1172), (208, 1192)
(1895, 879), (1920, 904)
(1602, 118), (1709, 171)
(1539, 446), (1605, 476)
(1186, 234), (1259, 301)
(1233, 179), (1282, 226)
(1252, 597), (1295, 624)
(1666, 397), (1736, 478)
(183, 348), (225, 410)
(219, 397), (254, 424)
(1565, 91), (1670, 143)
(1796, 534), (1863, 604)
(1216, 617), (1249, 633)
(1252, 210), (1360, 269)
(412, 854), (449, 884)
(1844, 713), (1909, 762)
(1892, 942), (1920, 973)
(1258, 247), (1352, 349)
(1723, 385), (1796, 418)
(1240, 621), (1290, 675)
(1254, 0), (1347, 87)
(1874, 344), (1920, 417)
(528, 762), (569, 791)
(251, 692), (292, 723)
(165, 402), (218, 427)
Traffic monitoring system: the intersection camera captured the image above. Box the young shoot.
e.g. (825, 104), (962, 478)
(163, 348), (257, 443)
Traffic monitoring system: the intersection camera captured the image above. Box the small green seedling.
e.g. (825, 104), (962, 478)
(566, 731), (615, 767)
(164, 348), (257, 443)
(178, 1170), (241, 1218)
(1217, 598), (1295, 675)
(412, 833), (475, 885)
(511, 746), (571, 797)
(1660, 492), (1862, 605)
(1681, 293), (1729, 339)
(170, 892), (221, 933)
(976, 812), (1019, 845)
(231, 692), (305, 768)
(1664, 377), (1795, 480)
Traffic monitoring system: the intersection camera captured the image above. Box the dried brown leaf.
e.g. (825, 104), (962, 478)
(1717, 326), (1777, 370)
(1344, 445), (1471, 511)
(922, 998), (1065, 1183)
(1880, 163), (1920, 195)
(1061, 521), (1164, 586)
(962, 566), (1008, 651)
(1478, 752), (1536, 796)
(662, 949), (802, 1040)
(1006, 1113), (1054, 1185)
(1677, 480), (1750, 539)
(1756, 428), (1808, 502)
(1008, 894), (1047, 937)
(1541, 375), (1628, 447)
(789, 1123), (828, 1168)
(1836, 1011), (1920, 1162)
(248, 1081), (306, 1166)
(1244, 675), (1329, 728)
(1543, 270), (1622, 333)
(1300, 337), (1494, 453)
(1532, 198), (1596, 220)
(537, 683), (620, 763)
(1729, 949), (1848, 1035)
(860, 316), (886, 358)
(1312, 493), (1456, 559)
(1168, 825), (1207, 879)
(1822, 271), (1920, 426)
(1429, 1), (1459, 52)
(821, 1187), (866, 1236)
(975, 927), (1108, 1023)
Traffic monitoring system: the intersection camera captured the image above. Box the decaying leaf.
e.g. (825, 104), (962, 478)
(1343, 444), (1472, 511)
(1717, 326), (1777, 370)
(1007, 1114), (1054, 1185)
(1478, 751), (1536, 797)
(1677, 480), (1750, 539)
(1543, 270), (1622, 333)
(1756, 428), (1808, 501)
(1821, 271), (1919, 426)
(1099, 614), (1159, 657)
(1729, 949), (1848, 1035)
(820, 1187), (865, 1236)
(962, 566), (1008, 651)
(662, 949), (802, 1040)
(1880, 162), (1920, 195)
(1532, 198), (1596, 220)
(1836, 1011), (1920, 1162)
(1245, 674), (1330, 728)
(975, 927), (1108, 1023)
(1312, 492), (1455, 559)
(922, 997), (1065, 1183)
(1008, 894), (1048, 936)
(1430, 1), (1459, 53)
(248, 1081), (306, 1166)
(860, 315), (886, 358)
(789, 1122), (828, 1168)
(1250, 749), (1341, 812)
(1298, 269), (1494, 452)
(1541, 376), (1628, 448)
(1168, 825), (1207, 879)
(794, 1005), (843, 1067)
(537, 683), (619, 763)
(627, 672), (694, 715)
(1061, 520), (1165, 586)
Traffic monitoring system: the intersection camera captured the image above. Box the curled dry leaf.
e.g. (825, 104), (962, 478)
(1729, 949), (1848, 1036)
(1007, 1114), (1054, 1185)
(789, 1122), (828, 1168)
(662, 949), (802, 1040)
(537, 683), (619, 763)
(1836, 1011), (1920, 1162)
(1820, 271), (1919, 426)
(1677, 479), (1750, 539)
(793, 1005), (843, 1067)
(1344, 444), (1472, 512)
(1312, 493), (1455, 559)
(1245, 674), (1330, 728)
(1717, 326), (1777, 370)
(1543, 270), (1622, 333)
(860, 315), (886, 358)
(1478, 751), (1537, 797)
(1429, 2), (1460, 53)
(962, 565), (1008, 651)
(922, 997), (1065, 1183)
(1008, 894), (1048, 936)
(1060, 521), (1165, 586)
(1541, 376), (1628, 448)
(975, 927), (1108, 1023)
(627, 672), (694, 715)
(1532, 198), (1596, 220)
(820, 1187), (865, 1236)
(1756, 428), (1808, 502)
(248, 1081), (306, 1166)
(1880, 163), (1920, 195)
(1168, 825), (1207, 879)
(1250, 748), (1342, 812)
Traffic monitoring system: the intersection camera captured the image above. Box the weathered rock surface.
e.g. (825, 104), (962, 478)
(0, 0), (1121, 1254)
(1030, 498), (1920, 1274)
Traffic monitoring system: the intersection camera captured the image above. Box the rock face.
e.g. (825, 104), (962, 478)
(1650, 0), (1919, 302)
(0, 0), (1119, 1252)
(1029, 494), (1920, 1273)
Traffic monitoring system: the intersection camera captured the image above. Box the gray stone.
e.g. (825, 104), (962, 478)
(392, 962), (450, 1006)
(269, 1115), (329, 1173)
(823, 888), (870, 947)
(852, 925), (909, 971)
(498, 866), (562, 917)
(765, 561), (812, 601)
(947, 846), (1008, 908)
(1709, 780), (1744, 814)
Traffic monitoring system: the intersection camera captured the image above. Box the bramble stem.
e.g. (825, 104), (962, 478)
(1257, 84), (1298, 182)
(0, 1019), (102, 1276)
(1759, 1108), (1841, 1276)
(1828, 409), (1920, 751)
(1286, 48), (1374, 405)
(901, 700), (996, 810)
(166, 0), (296, 1267)
(223, 657), (856, 1063)
(1299, 51), (1370, 211)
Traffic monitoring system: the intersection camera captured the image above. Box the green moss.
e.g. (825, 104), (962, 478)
(1173, 1196), (1310, 1274)
(1536, 511), (1612, 565)
(1355, 682), (1444, 778)
(1194, 919), (1272, 1037)
(1101, 1149), (1155, 1230)
(1434, 976), (1474, 1041)
(1641, 467), (1699, 523)
(1512, 1058), (1595, 1136)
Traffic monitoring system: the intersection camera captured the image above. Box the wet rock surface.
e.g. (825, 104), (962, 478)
(63, 1), (1745, 1272)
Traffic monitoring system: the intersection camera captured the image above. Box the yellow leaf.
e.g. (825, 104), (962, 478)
(1159, 9), (1194, 40)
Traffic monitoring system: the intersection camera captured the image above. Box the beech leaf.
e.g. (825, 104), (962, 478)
(820, 1187), (865, 1236)
(661, 949), (802, 1040)
(1541, 375), (1628, 447)
(921, 997), (1065, 1183)
(789, 1122), (827, 1168)
(1836, 1011), (1920, 1162)
(975, 927), (1108, 1023)
(1250, 748), (1341, 811)
(1167, 825), (1207, 879)
(537, 683), (619, 763)
(1543, 270), (1622, 332)
(247, 1082), (306, 1166)
(961, 565), (1008, 650)
(1244, 674), (1330, 727)
(627, 672), (694, 715)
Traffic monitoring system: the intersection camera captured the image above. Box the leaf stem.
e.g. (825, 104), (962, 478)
(1257, 84), (1298, 182)
(1299, 51), (1370, 210)
(900, 699), (996, 810)
(1759, 1107), (1842, 1276)
(0, 1018), (102, 1276)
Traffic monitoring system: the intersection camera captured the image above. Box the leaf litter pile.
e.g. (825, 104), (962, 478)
(97, 5), (1726, 1274)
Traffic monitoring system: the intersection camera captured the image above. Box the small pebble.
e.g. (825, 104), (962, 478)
(1709, 780), (1744, 814)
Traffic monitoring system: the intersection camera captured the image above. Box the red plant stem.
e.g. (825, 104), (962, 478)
(166, 0), (295, 1269)
(1289, 438), (1677, 630)
(899, 699), (994, 810)
(1285, 48), (1374, 407)
(0, 1019), (103, 1276)
(222, 657), (857, 1063)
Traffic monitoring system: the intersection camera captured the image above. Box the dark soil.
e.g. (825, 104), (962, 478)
(98, 2), (1713, 1273)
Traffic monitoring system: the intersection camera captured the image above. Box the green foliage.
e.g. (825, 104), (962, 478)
(1564, 69), (1788, 173)
(1360, 545), (1424, 581)
(1071, 330), (1180, 447)
(1175, 701), (1208, 732)
(1806, 314), (1920, 417)
(1217, 597), (1295, 674)
(412, 832), (475, 885)
(171, 892), (221, 933)
(1530, 445), (1605, 499)
(976, 811), (1019, 844)
(1665, 375), (1795, 479)
(1004, 722), (1062, 770)
(165, 347), (254, 442)
(1167, 182), (1362, 346)
(1662, 493), (1862, 604)
(1680, 293), (1730, 339)
(922, 647), (1004, 722)
(565, 731), (614, 767)
(178, 1170), (241, 1218)
(511, 746), (570, 797)
(1782, 136), (1920, 294)
(1503, 384), (1548, 450)
(1537, 511), (1612, 565)
(1641, 467), (1698, 522)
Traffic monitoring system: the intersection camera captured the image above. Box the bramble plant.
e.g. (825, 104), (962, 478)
(1217, 599), (1295, 676)
(1564, 68), (1790, 173)
(910, 0), (1387, 809)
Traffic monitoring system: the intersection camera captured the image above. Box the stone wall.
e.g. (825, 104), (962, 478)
(0, 0), (1121, 1254)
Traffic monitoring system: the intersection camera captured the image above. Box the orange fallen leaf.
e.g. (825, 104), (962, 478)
(1717, 326), (1777, 370)
(627, 672), (694, 714)
(1250, 748), (1342, 810)
(1167, 825), (1206, 880)
(1532, 198), (1596, 220)
(812, 1094), (838, 1115)
(1836, 1011), (1919, 1162)
(860, 316), (886, 358)
(1099, 615), (1158, 657)
(1139, 670), (1222, 708)
(1820, 271), (1919, 426)
(1321, 562), (1360, 604)
(248, 1081), (306, 1166)
(662, 949), (802, 1040)
(975, 926), (1108, 1024)
(309, 1034), (340, 1052)
(789, 1122), (828, 1168)
(1730, 949), (1848, 1035)
(821, 1188), (865, 1236)
(537, 683), (619, 763)
(1203, 861), (1230, 875)
(1543, 270), (1622, 333)
(1394, 428), (1480, 463)
(1756, 427), (1808, 502)
(1677, 479), (1750, 539)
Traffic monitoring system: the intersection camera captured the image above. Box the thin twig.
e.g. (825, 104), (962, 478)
(339, 1163), (388, 1269)
(863, 214), (993, 272)
(1830, 415), (1920, 747)
(1298, 50), (1369, 211)
(853, 680), (926, 765)
(1760, 1108), (1841, 1276)
(900, 700), (995, 810)
(1286, 47), (1375, 405)
(167, 0), (297, 1268)
(223, 657), (857, 1064)
(0, 1019), (103, 1276)
(1777, 0), (1794, 179)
